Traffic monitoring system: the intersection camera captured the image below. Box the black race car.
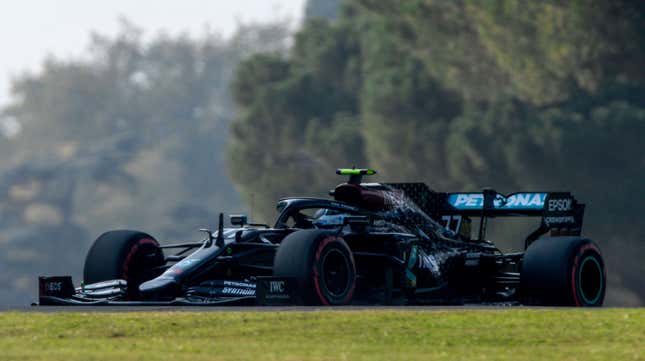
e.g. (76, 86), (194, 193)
(38, 169), (605, 306)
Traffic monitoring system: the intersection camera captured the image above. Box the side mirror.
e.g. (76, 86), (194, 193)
(230, 214), (248, 227)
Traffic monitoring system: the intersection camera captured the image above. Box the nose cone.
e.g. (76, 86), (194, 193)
(139, 277), (180, 299)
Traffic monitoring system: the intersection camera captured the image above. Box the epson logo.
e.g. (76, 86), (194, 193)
(548, 199), (572, 212)
(269, 281), (285, 293)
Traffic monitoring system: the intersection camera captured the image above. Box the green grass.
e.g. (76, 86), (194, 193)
(0, 309), (643, 361)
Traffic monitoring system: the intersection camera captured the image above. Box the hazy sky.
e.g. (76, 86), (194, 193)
(0, 0), (305, 108)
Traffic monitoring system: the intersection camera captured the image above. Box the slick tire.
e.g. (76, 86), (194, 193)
(83, 230), (165, 299)
(273, 230), (356, 305)
(520, 237), (605, 306)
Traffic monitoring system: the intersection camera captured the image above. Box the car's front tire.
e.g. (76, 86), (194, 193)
(83, 230), (165, 299)
(273, 230), (356, 305)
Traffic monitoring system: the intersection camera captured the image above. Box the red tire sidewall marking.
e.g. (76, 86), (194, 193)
(570, 243), (602, 306)
(122, 238), (159, 281)
(312, 236), (356, 305)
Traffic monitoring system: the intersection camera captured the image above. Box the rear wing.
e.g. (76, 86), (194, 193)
(386, 183), (585, 243)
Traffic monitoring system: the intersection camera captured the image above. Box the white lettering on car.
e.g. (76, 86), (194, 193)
(441, 215), (462, 233)
(548, 199), (572, 212)
(450, 193), (546, 209)
(269, 281), (285, 293)
(544, 216), (576, 226)
(46, 282), (62, 292)
(221, 287), (255, 296)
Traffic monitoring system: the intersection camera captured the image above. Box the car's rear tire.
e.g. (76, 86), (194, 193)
(83, 230), (165, 299)
(273, 230), (356, 305)
(520, 237), (605, 306)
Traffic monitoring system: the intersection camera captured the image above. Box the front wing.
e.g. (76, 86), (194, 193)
(37, 276), (296, 306)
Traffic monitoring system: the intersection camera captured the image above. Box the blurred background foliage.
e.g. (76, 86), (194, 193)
(0, 0), (643, 306)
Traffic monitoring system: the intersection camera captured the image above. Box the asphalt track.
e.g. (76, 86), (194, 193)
(1, 305), (607, 312)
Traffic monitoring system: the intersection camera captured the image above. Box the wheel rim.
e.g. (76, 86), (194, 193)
(320, 248), (351, 297)
(578, 255), (603, 305)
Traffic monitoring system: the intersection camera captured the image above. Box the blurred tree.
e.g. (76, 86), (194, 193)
(0, 19), (289, 305)
(229, 18), (364, 220)
(305, 0), (342, 20)
(358, 14), (462, 185)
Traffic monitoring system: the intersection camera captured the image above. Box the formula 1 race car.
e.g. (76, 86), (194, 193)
(38, 169), (605, 307)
